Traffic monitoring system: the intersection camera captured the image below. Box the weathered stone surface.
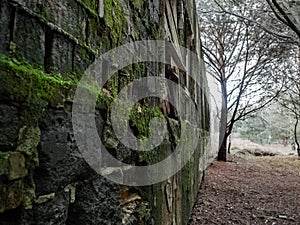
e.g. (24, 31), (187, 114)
(12, 0), (40, 13)
(148, 0), (160, 23)
(0, 104), (20, 150)
(14, 0), (87, 41)
(116, 143), (138, 165)
(67, 176), (122, 225)
(42, 0), (87, 41)
(13, 10), (45, 66)
(0, 152), (9, 176)
(0, 179), (24, 213)
(0, 0), (12, 54)
(8, 152), (27, 181)
(19, 191), (70, 225)
(16, 126), (40, 166)
(49, 33), (73, 73)
(0, 151), (28, 182)
(0, 206), (22, 225)
(86, 17), (105, 51)
(167, 117), (180, 144)
(102, 124), (119, 149)
(34, 108), (94, 195)
(73, 45), (94, 73)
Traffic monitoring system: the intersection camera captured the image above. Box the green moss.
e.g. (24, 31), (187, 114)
(129, 104), (164, 164)
(1, 59), (68, 127)
(23, 188), (36, 210)
(132, 0), (144, 9)
(83, 43), (99, 56)
(134, 0), (144, 9)
(76, 0), (99, 18)
(129, 104), (163, 139)
(96, 91), (115, 112)
(138, 201), (151, 223)
(149, 21), (161, 40)
(0, 56), (121, 169)
(88, 18), (110, 51)
(0, 152), (10, 177)
(0, 55), (114, 111)
(0, 55), (74, 99)
(16, 127), (40, 164)
(138, 141), (159, 164)
(124, 0), (144, 10)
(0, 127), (40, 210)
(39, 6), (50, 23)
(16, 126), (40, 209)
(9, 41), (17, 54)
(132, 63), (146, 79)
(0, 152), (10, 160)
(103, 0), (127, 46)
(0, 55), (116, 212)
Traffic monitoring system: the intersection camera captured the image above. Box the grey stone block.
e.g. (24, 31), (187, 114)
(13, 0), (40, 13)
(0, 104), (21, 150)
(13, 10), (45, 66)
(20, 191), (70, 225)
(49, 32), (73, 74)
(73, 45), (94, 73)
(42, 0), (87, 41)
(0, 0), (12, 54)
(67, 176), (122, 225)
(34, 108), (104, 195)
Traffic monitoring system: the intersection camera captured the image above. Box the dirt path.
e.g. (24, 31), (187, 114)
(189, 143), (300, 225)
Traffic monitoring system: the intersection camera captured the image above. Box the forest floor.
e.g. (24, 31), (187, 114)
(189, 138), (300, 225)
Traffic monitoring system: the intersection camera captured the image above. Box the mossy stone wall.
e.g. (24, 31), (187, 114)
(0, 0), (216, 224)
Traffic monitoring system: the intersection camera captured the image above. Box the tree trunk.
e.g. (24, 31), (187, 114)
(294, 117), (300, 157)
(218, 135), (227, 161)
(217, 79), (228, 161)
(227, 140), (231, 154)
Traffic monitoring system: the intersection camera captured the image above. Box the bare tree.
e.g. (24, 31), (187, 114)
(197, 0), (289, 161)
(266, 0), (300, 156)
(277, 50), (300, 156)
(206, 0), (300, 45)
(266, 0), (300, 41)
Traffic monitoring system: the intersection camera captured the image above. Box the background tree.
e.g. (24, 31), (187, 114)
(235, 103), (295, 144)
(210, 0), (300, 45)
(266, 0), (300, 41)
(197, 0), (291, 161)
(266, 0), (300, 156)
(276, 49), (300, 156)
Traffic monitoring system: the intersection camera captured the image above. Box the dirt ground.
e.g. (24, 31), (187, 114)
(189, 138), (300, 225)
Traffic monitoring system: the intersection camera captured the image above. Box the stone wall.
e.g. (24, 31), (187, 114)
(0, 0), (217, 224)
